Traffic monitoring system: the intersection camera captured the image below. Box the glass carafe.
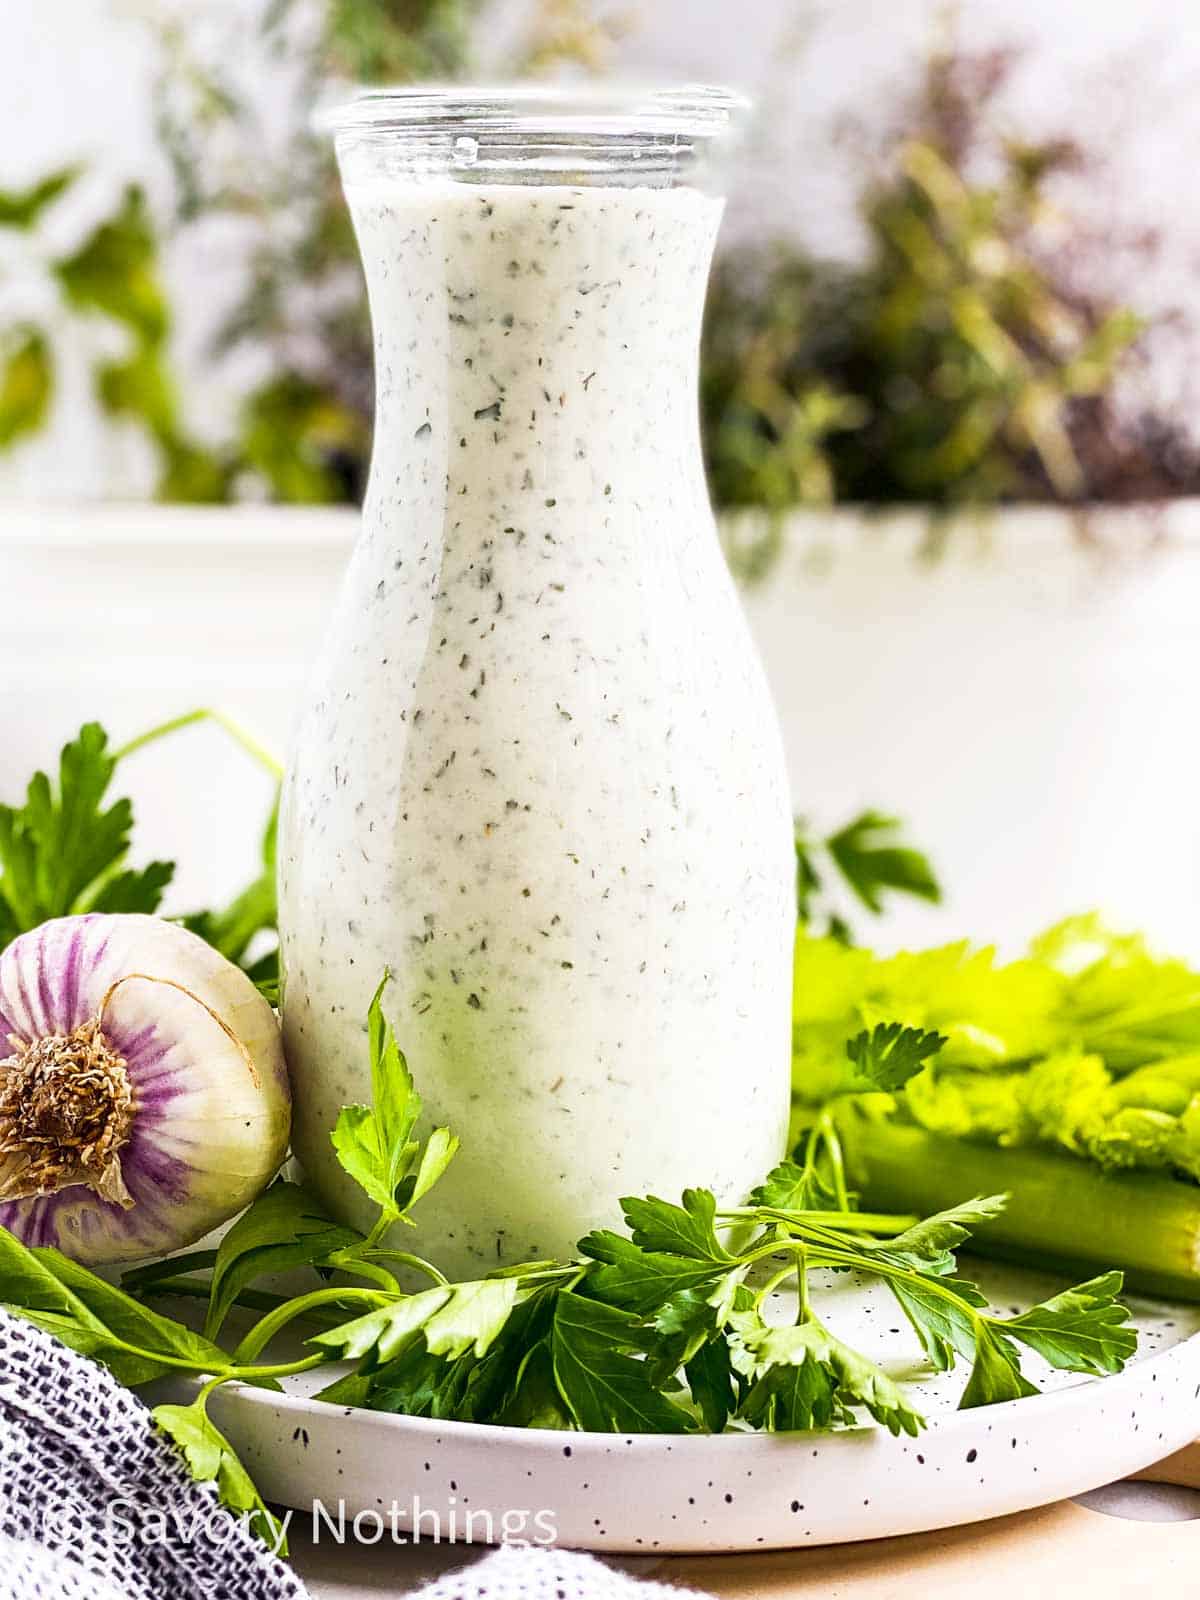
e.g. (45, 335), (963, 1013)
(279, 87), (795, 1279)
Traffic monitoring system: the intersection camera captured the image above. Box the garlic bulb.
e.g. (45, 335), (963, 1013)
(0, 914), (290, 1264)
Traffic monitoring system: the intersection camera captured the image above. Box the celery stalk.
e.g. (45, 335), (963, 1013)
(835, 1108), (1200, 1301)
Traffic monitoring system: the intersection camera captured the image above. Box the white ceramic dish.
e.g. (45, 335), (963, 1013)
(183, 1257), (1200, 1553)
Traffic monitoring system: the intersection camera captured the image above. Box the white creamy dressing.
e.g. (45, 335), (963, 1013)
(279, 175), (795, 1278)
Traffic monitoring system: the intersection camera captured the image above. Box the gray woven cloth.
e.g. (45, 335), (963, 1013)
(397, 1546), (705, 1600)
(0, 1307), (306, 1600)
(0, 1309), (705, 1600)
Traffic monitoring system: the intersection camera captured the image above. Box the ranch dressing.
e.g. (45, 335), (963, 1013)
(280, 93), (795, 1278)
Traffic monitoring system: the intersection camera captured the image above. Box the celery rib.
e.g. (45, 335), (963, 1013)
(836, 1108), (1200, 1301)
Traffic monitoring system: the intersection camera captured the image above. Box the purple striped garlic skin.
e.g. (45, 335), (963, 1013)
(0, 914), (291, 1265)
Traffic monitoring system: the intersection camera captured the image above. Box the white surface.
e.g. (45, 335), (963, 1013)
(0, 503), (352, 912)
(181, 1257), (1200, 1556)
(739, 502), (1200, 957)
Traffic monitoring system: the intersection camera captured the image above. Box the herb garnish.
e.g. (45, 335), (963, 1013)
(0, 990), (1136, 1546)
(0, 722), (1140, 1546)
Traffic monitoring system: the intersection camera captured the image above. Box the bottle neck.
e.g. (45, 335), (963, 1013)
(351, 177), (719, 469)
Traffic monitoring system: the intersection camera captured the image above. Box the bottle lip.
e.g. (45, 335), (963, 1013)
(315, 82), (749, 141)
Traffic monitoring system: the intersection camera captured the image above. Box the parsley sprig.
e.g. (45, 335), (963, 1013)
(0, 717), (282, 990)
(0, 987), (1136, 1548)
(0, 723), (174, 943)
(795, 810), (941, 943)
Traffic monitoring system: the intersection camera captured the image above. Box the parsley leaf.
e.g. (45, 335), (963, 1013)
(460, 1285), (568, 1427)
(203, 1180), (361, 1339)
(423, 1279), (521, 1360)
(880, 1195), (1010, 1275)
(795, 810), (941, 942)
(493, 1337), (573, 1429)
(650, 1287), (722, 1369)
(748, 1158), (842, 1213)
(887, 1273), (989, 1372)
(329, 974), (459, 1224)
(846, 1022), (947, 1091)
(311, 1277), (520, 1370)
(550, 1292), (690, 1433)
(684, 1334), (737, 1432)
(826, 811), (943, 917)
(0, 1228), (229, 1386)
(577, 1230), (726, 1314)
(1004, 1272), (1136, 1376)
(959, 1324), (1040, 1407)
(313, 1287), (453, 1367)
(882, 1255), (1134, 1402)
(620, 1189), (734, 1264)
(738, 1343), (845, 1432)
(407, 1127), (461, 1210)
(325, 1281), (572, 1429)
(153, 1391), (285, 1551)
(0, 723), (173, 942)
(731, 1311), (924, 1437)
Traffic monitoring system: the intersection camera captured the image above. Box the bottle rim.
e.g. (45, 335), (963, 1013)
(315, 82), (749, 142)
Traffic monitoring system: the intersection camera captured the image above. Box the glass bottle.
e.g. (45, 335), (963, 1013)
(280, 87), (795, 1279)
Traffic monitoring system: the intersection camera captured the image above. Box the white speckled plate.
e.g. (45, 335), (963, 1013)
(189, 1258), (1200, 1553)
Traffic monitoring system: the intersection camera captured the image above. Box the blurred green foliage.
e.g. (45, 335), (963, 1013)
(795, 810), (942, 946)
(0, 0), (617, 500)
(317, 0), (478, 80)
(141, 0), (620, 504)
(0, 328), (52, 449)
(0, 171), (227, 495)
(703, 46), (1192, 548)
(2, 31), (1192, 522)
(0, 169), (77, 229)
